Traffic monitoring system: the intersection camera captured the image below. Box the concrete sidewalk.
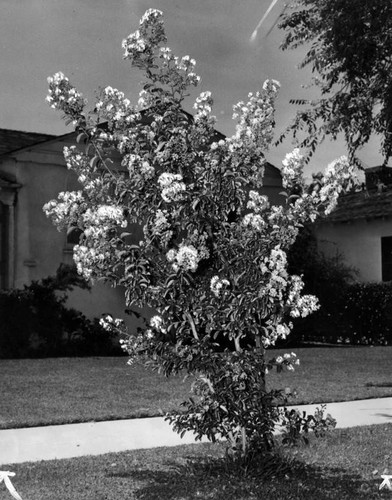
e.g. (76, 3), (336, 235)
(1, 397), (392, 465)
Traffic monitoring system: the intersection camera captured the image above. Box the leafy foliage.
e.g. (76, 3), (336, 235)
(43, 9), (356, 457)
(0, 264), (121, 358)
(288, 228), (392, 345)
(286, 225), (357, 345)
(279, 0), (392, 163)
(280, 404), (337, 447)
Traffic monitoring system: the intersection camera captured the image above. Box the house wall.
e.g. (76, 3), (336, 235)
(0, 138), (142, 333)
(315, 218), (392, 282)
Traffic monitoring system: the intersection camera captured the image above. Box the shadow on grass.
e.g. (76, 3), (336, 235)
(118, 451), (383, 500)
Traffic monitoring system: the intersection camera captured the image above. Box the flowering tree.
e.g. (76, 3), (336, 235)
(44, 9), (356, 457)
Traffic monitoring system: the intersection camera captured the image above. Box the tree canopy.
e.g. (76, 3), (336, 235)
(279, 0), (392, 164)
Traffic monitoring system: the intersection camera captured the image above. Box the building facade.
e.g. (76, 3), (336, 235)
(315, 166), (392, 282)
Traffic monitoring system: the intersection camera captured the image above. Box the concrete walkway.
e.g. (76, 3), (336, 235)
(1, 397), (392, 465)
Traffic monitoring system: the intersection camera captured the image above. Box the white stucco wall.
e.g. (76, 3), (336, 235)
(316, 218), (392, 282)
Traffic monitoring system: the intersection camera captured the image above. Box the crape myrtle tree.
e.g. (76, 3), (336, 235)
(44, 9), (356, 458)
(279, 0), (392, 164)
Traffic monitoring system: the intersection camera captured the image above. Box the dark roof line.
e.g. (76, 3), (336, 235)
(322, 186), (392, 223)
(0, 129), (56, 157)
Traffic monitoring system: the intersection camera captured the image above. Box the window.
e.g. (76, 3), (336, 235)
(0, 202), (8, 289)
(381, 236), (392, 282)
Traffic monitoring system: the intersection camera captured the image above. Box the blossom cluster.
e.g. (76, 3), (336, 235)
(63, 146), (88, 174)
(259, 246), (289, 301)
(281, 150), (358, 222)
(167, 244), (200, 272)
(46, 72), (86, 117)
(95, 86), (136, 127)
(123, 10), (200, 96)
(316, 156), (357, 214)
(231, 80), (280, 153)
(265, 351), (300, 373)
(73, 244), (112, 280)
(281, 148), (306, 190)
(286, 275), (320, 318)
(247, 191), (269, 213)
(122, 9), (167, 61)
(99, 314), (124, 331)
(210, 276), (230, 297)
(43, 191), (86, 231)
(242, 213), (265, 232)
(148, 209), (173, 247)
(193, 91), (216, 130)
(158, 172), (186, 202)
(158, 48), (201, 88)
(126, 154), (155, 182)
(84, 205), (127, 229)
(261, 320), (293, 348)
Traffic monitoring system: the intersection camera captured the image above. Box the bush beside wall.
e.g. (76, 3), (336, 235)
(0, 264), (124, 358)
(286, 226), (392, 346)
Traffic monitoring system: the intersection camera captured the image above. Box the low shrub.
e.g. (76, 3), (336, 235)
(286, 226), (392, 346)
(0, 264), (124, 358)
(338, 281), (392, 345)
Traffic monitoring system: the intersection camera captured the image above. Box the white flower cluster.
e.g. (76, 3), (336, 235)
(193, 91), (216, 125)
(43, 191), (85, 230)
(126, 154), (155, 182)
(273, 352), (300, 372)
(281, 148), (306, 190)
(95, 86), (134, 126)
(46, 72), (87, 116)
(231, 79), (280, 152)
(138, 89), (156, 110)
(150, 209), (173, 246)
(158, 172), (186, 202)
(210, 139), (226, 151)
(259, 246), (289, 301)
(276, 324), (291, 341)
(262, 79), (281, 93)
(81, 205), (127, 245)
(166, 244), (200, 272)
(247, 191), (269, 213)
(261, 320), (292, 348)
(143, 315), (167, 340)
(281, 152), (358, 224)
(210, 276), (230, 297)
(317, 156), (357, 214)
(124, 10), (200, 97)
(84, 205), (127, 228)
(63, 146), (87, 174)
(286, 275), (319, 318)
(99, 314), (124, 331)
(243, 192), (269, 232)
(122, 9), (167, 60)
(157, 47), (201, 88)
(242, 213), (265, 232)
(150, 315), (164, 329)
(73, 244), (112, 281)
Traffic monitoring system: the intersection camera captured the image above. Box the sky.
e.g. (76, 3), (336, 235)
(0, 0), (385, 174)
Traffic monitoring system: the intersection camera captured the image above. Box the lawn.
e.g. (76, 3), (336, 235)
(4, 424), (392, 499)
(1, 346), (392, 429)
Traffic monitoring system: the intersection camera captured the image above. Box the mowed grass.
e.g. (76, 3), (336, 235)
(1, 346), (392, 429)
(5, 424), (392, 499)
